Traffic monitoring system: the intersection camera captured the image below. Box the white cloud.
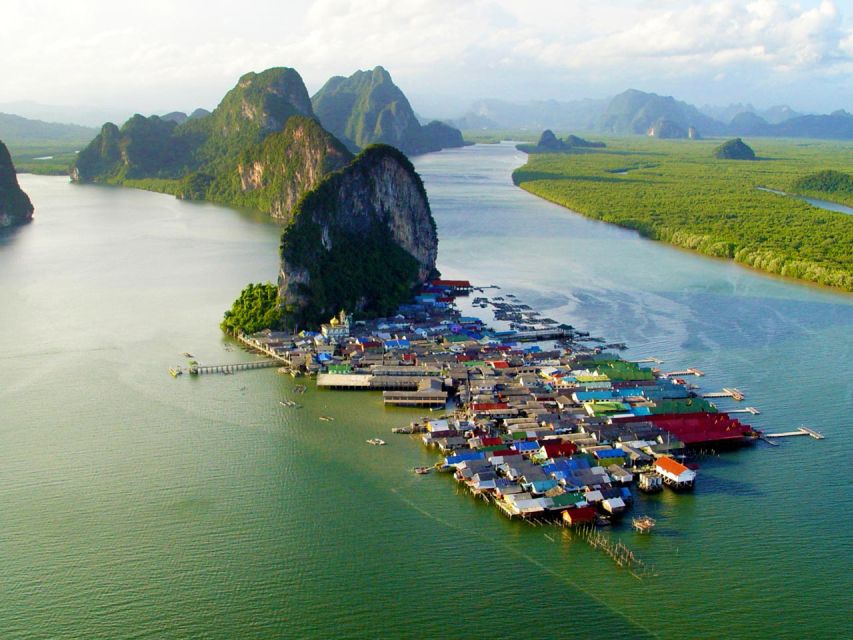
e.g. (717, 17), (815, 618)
(0, 0), (849, 115)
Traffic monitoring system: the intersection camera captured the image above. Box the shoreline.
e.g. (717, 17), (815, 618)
(514, 181), (853, 296)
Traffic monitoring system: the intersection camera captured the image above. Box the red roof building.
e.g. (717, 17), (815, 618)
(540, 442), (578, 458)
(562, 506), (596, 526)
(615, 412), (755, 445)
(470, 402), (509, 411)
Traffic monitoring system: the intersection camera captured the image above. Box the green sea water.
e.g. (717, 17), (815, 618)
(2, 144), (851, 639)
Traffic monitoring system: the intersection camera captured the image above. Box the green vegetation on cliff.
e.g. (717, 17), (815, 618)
(221, 282), (282, 335)
(279, 144), (436, 328)
(311, 66), (464, 155)
(72, 68), (343, 219)
(72, 68), (314, 181)
(0, 140), (34, 227)
(512, 137), (853, 291)
(199, 116), (353, 220)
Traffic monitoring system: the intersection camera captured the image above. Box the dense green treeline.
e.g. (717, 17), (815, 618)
(793, 170), (853, 199)
(220, 282), (282, 335)
(513, 137), (852, 291)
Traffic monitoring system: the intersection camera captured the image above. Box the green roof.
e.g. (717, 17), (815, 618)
(650, 398), (717, 414)
(327, 364), (352, 374)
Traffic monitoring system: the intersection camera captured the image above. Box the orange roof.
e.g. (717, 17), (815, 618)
(656, 456), (689, 475)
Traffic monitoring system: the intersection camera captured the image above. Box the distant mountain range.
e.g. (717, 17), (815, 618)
(0, 112), (97, 146)
(453, 89), (852, 140)
(453, 98), (607, 132)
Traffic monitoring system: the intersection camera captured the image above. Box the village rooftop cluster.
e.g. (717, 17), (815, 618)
(241, 280), (759, 524)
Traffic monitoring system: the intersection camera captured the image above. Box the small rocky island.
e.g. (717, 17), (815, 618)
(0, 140), (34, 228)
(517, 130), (606, 153)
(714, 138), (756, 160)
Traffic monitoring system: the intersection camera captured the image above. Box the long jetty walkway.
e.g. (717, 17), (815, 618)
(191, 360), (279, 375)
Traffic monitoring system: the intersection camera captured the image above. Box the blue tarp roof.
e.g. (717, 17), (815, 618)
(512, 441), (540, 452)
(525, 479), (559, 494)
(631, 406), (652, 416)
(445, 451), (486, 465)
(595, 449), (625, 459)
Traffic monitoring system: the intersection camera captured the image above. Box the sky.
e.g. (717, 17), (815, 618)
(2, 0), (851, 124)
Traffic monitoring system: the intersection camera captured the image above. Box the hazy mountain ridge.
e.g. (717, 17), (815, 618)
(453, 90), (851, 140)
(0, 113), (97, 145)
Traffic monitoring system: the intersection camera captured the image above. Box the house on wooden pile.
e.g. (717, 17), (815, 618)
(655, 456), (696, 490)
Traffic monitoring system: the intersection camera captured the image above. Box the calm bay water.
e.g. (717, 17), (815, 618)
(2, 144), (851, 639)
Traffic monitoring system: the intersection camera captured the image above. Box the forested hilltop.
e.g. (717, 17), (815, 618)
(512, 138), (852, 291)
(311, 66), (464, 155)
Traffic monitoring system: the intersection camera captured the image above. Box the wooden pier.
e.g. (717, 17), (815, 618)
(665, 368), (705, 377)
(512, 328), (573, 342)
(190, 359), (279, 375)
(702, 387), (745, 401)
(764, 426), (825, 440)
(727, 407), (760, 415)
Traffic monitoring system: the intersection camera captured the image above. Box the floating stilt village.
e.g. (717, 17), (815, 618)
(178, 279), (822, 552)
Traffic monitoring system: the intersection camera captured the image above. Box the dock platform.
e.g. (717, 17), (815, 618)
(702, 388), (744, 401)
(665, 368), (705, 377)
(764, 427), (825, 440)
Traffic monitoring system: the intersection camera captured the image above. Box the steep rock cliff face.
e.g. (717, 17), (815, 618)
(196, 67), (313, 147)
(312, 66), (464, 155)
(230, 116), (352, 220)
(0, 141), (34, 228)
(278, 144), (437, 327)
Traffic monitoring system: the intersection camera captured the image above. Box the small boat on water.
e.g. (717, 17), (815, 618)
(413, 466), (431, 474)
(319, 415), (334, 422)
(169, 366), (182, 377)
(182, 352), (194, 358)
(294, 385), (307, 394)
(392, 427), (413, 434)
(366, 438), (386, 446)
(279, 400), (301, 408)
